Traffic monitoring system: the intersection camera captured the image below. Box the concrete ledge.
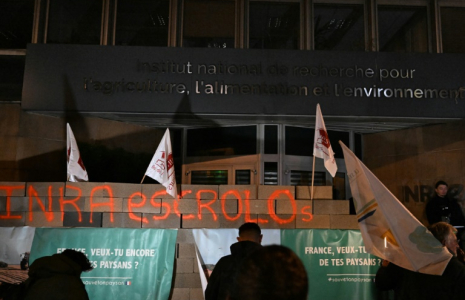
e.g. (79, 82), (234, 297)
(296, 214), (330, 229)
(27, 211), (63, 227)
(26, 182), (65, 196)
(141, 213), (180, 228)
(102, 212), (142, 228)
(141, 184), (174, 199)
(314, 200), (349, 215)
(257, 214), (296, 229)
(330, 215), (358, 229)
(181, 185), (219, 199)
(258, 186), (295, 200)
(122, 196), (161, 214)
(0, 182), (26, 196)
(296, 186), (332, 199)
(84, 197), (123, 212)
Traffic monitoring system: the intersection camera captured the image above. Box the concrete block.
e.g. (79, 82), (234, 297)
(170, 288), (190, 300)
(13, 196), (63, 212)
(176, 229), (194, 243)
(181, 185), (219, 199)
(63, 212), (102, 227)
(60, 196), (87, 212)
(219, 185), (257, 199)
(218, 214), (258, 228)
(173, 273), (202, 288)
(245, 200), (270, 214)
(190, 288), (204, 300)
(141, 213), (180, 228)
(0, 212), (25, 226)
(198, 199), (237, 214)
(26, 211), (63, 227)
(102, 212), (142, 228)
(162, 198), (198, 214)
(26, 182), (65, 196)
(258, 186), (295, 200)
(65, 182), (111, 197)
(276, 199), (312, 215)
(296, 215), (330, 229)
(257, 214), (295, 229)
(296, 186), (332, 200)
(103, 183), (141, 198)
(314, 200), (349, 215)
(178, 243), (196, 258)
(330, 215), (358, 229)
(142, 184), (178, 199)
(0, 183), (26, 196)
(122, 196), (161, 214)
(182, 214), (220, 229)
(2, 196), (27, 211)
(176, 258), (194, 273)
(84, 197), (123, 213)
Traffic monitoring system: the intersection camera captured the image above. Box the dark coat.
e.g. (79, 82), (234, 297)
(376, 257), (465, 300)
(205, 241), (262, 300)
(23, 253), (89, 300)
(425, 195), (465, 226)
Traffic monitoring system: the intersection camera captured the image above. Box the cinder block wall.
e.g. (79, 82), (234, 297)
(363, 119), (465, 225)
(0, 182), (356, 300)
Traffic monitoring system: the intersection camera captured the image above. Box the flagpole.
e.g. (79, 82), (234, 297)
(311, 155), (316, 214)
(140, 174), (146, 184)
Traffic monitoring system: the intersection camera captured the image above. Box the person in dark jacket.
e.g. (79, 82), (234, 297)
(228, 245), (308, 300)
(375, 222), (465, 300)
(205, 222), (263, 300)
(22, 249), (93, 300)
(425, 180), (465, 226)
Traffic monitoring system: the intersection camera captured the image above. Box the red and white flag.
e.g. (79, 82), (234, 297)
(313, 104), (337, 177)
(145, 129), (178, 199)
(67, 123), (88, 182)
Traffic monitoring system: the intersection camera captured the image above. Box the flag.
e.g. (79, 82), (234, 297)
(313, 104), (337, 177)
(67, 123), (88, 182)
(340, 141), (451, 275)
(145, 128), (178, 199)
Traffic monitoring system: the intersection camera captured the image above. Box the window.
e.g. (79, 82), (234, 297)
(290, 170), (325, 186)
(235, 170), (251, 185)
(249, 1), (300, 49)
(47, 0), (102, 44)
(183, 0), (235, 48)
(441, 7), (465, 53)
(114, 0), (169, 46)
(191, 170), (228, 184)
(378, 5), (428, 53)
(186, 126), (257, 157)
(264, 162), (278, 185)
(285, 126), (312, 156)
(264, 125), (278, 154)
(0, 0), (34, 49)
(313, 4), (365, 51)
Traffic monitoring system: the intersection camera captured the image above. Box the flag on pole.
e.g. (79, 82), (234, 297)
(340, 141), (451, 275)
(67, 123), (88, 182)
(313, 104), (337, 177)
(145, 128), (178, 199)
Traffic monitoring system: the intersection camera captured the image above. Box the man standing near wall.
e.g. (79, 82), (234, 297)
(205, 222), (263, 300)
(425, 180), (465, 227)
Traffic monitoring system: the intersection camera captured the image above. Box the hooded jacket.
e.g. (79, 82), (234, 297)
(23, 253), (89, 300)
(205, 241), (262, 300)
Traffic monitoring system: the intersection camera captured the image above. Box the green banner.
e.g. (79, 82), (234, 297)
(282, 229), (382, 300)
(30, 228), (177, 300)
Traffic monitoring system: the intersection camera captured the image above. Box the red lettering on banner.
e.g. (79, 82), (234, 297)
(28, 185), (54, 222)
(90, 185), (114, 223)
(0, 185), (24, 219)
(197, 190), (217, 221)
(150, 190), (171, 220)
(221, 190), (242, 221)
(301, 206), (313, 222)
(127, 192), (148, 224)
(268, 190), (296, 224)
(59, 185), (83, 222)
